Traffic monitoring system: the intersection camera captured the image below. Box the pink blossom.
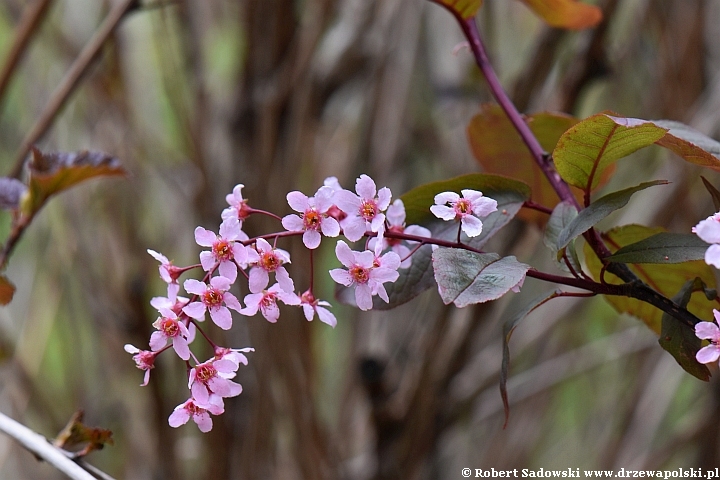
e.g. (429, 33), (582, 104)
(281, 186), (340, 249)
(182, 277), (242, 330)
(430, 189), (498, 238)
(335, 175), (392, 242)
(299, 290), (337, 327)
(221, 184), (252, 224)
(124, 344), (156, 386)
(696, 309), (720, 365)
(323, 177), (347, 222)
(693, 212), (720, 268)
(214, 346), (254, 369)
(240, 284), (301, 323)
(168, 395), (224, 433)
(368, 199), (431, 268)
(195, 218), (250, 283)
(189, 358), (243, 404)
(149, 308), (192, 360)
(329, 241), (400, 310)
(147, 249), (182, 300)
(248, 238), (294, 293)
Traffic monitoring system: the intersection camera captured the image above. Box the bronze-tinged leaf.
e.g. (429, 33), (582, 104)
(517, 0), (602, 30)
(53, 410), (114, 457)
(653, 120), (720, 172)
(0, 275), (15, 305)
(25, 147), (126, 216)
(584, 225), (717, 334)
(430, 0), (483, 20)
(467, 104), (580, 224)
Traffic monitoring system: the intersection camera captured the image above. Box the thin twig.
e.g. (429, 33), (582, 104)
(0, 412), (107, 480)
(8, 0), (140, 179)
(0, 0), (54, 112)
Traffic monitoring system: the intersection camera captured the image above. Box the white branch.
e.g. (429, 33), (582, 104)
(0, 412), (97, 480)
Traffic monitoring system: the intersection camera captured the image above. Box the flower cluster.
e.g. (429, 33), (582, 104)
(127, 176), (500, 432)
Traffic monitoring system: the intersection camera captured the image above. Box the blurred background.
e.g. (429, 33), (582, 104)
(1, 0), (720, 478)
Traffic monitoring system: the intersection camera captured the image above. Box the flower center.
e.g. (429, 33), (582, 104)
(134, 351), (155, 370)
(186, 402), (203, 416)
(259, 252), (280, 272)
(303, 209), (321, 230)
(360, 200), (378, 221)
(349, 265), (370, 284)
(203, 288), (224, 307)
(261, 292), (278, 309)
(160, 318), (180, 338)
(213, 240), (233, 261)
(196, 364), (217, 383)
(454, 199), (472, 216)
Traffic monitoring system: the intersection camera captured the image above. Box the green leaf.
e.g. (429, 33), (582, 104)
(658, 278), (712, 381)
(24, 147), (126, 216)
(701, 176), (720, 211)
(654, 120), (720, 171)
(553, 114), (667, 192)
(432, 249), (529, 307)
(584, 225), (717, 333)
(556, 180), (668, 251)
(516, 0), (602, 30)
(467, 105), (580, 224)
(430, 0), (483, 19)
(0, 275), (15, 305)
(501, 289), (561, 427)
(606, 233), (710, 264)
(543, 201), (582, 273)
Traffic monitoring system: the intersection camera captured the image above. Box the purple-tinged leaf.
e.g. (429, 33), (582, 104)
(653, 120), (720, 171)
(556, 180), (668, 251)
(24, 147), (126, 216)
(701, 176), (720, 211)
(659, 278), (713, 381)
(432, 249), (529, 307)
(0, 178), (27, 210)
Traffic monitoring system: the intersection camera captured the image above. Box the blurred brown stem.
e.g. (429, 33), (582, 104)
(0, 0), (54, 115)
(8, 0), (140, 179)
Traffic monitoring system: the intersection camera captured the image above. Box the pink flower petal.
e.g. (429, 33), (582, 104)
(184, 279), (207, 296)
(210, 306), (233, 330)
(223, 292), (242, 312)
(329, 268), (353, 286)
(705, 244), (720, 269)
(356, 175), (377, 199)
(334, 190), (361, 213)
(335, 241), (355, 267)
(386, 200), (406, 226)
(355, 284), (373, 310)
(183, 302), (207, 320)
(430, 205), (456, 221)
(460, 215), (483, 237)
(194, 227), (217, 247)
(200, 251), (216, 271)
(194, 411), (213, 433)
(434, 191), (460, 204)
(282, 214), (304, 232)
(471, 196), (498, 217)
(249, 268), (269, 293)
(168, 406), (191, 428)
(376, 187), (392, 210)
(317, 306), (337, 327)
(320, 217), (340, 237)
(287, 191), (309, 212)
(218, 261), (238, 283)
(172, 337), (191, 360)
(210, 276), (231, 291)
(695, 321), (720, 340)
(696, 344), (720, 364)
(341, 217), (367, 242)
(303, 229), (322, 249)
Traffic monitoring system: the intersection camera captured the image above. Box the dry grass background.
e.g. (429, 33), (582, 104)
(0, 0), (719, 478)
